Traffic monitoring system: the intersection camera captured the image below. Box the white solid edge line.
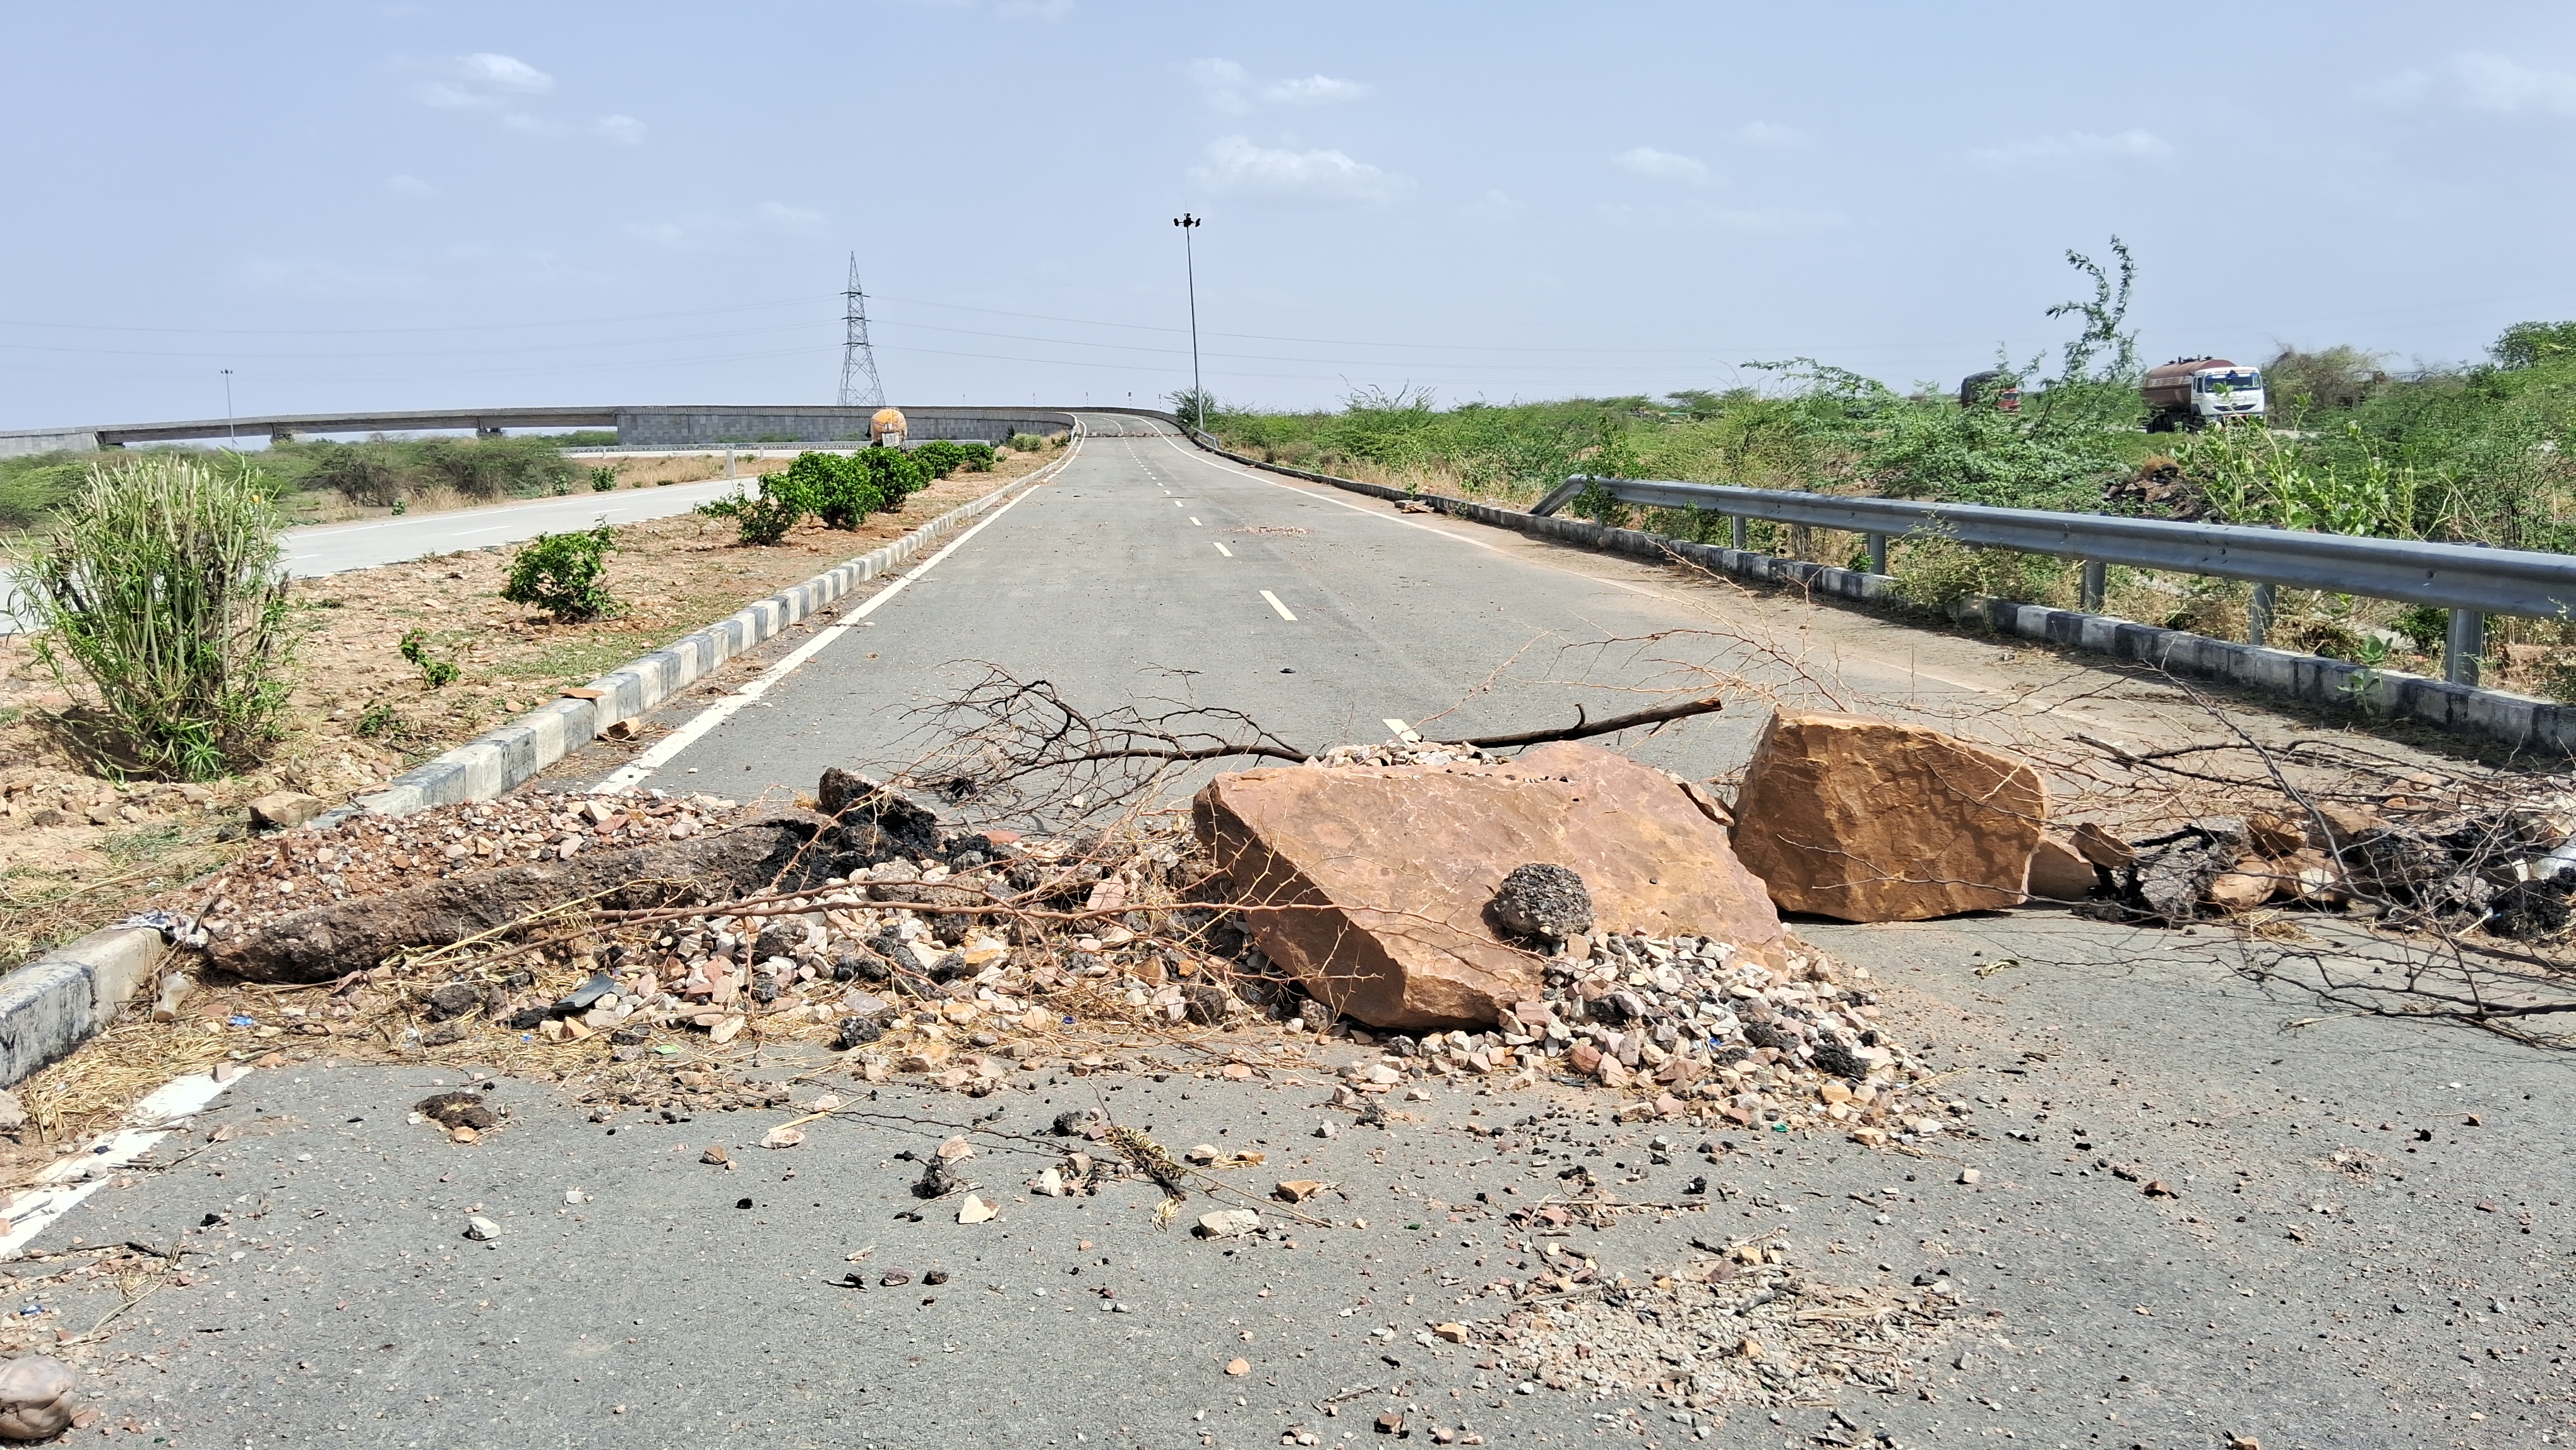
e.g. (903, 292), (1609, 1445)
(591, 451), (1075, 793)
(1260, 589), (1298, 621)
(0, 1068), (246, 1259)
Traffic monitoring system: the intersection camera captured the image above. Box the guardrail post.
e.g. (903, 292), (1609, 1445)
(1866, 533), (1887, 575)
(2247, 581), (2274, 647)
(2080, 560), (2106, 613)
(1729, 515), (1746, 551)
(2446, 608), (2484, 686)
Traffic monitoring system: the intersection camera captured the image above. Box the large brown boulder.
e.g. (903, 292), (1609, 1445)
(1731, 712), (2047, 922)
(1192, 742), (1787, 1031)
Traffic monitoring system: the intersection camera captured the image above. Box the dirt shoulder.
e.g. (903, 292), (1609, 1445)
(0, 448), (1061, 964)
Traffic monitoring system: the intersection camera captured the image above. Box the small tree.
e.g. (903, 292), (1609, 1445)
(501, 524), (619, 622)
(2044, 236), (2140, 385)
(8, 453), (293, 779)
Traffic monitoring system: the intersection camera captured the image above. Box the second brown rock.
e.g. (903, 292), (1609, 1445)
(1731, 712), (2048, 922)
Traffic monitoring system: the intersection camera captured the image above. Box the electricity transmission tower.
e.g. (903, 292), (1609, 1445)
(837, 254), (886, 409)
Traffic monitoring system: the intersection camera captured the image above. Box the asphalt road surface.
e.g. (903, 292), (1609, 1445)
(14, 417), (2570, 1447)
(550, 414), (2233, 805)
(276, 477), (746, 580)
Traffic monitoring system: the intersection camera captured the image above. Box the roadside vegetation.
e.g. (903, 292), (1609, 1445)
(1, 434), (761, 536)
(1200, 242), (2576, 693)
(696, 441), (994, 546)
(0, 443), (1054, 966)
(6, 453), (294, 781)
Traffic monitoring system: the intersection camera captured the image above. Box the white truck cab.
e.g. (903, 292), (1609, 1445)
(2144, 357), (2265, 432)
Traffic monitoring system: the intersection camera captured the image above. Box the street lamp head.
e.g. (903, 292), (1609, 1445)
(1173, 213), (1201, 229)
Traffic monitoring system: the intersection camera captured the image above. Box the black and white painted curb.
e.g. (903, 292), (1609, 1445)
(0, 446), (1077, 1091)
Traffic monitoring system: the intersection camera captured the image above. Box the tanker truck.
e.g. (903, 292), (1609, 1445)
(2142, 357), (2265, 432)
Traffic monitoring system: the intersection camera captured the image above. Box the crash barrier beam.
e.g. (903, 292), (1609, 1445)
(1530, 475), (2570, 687)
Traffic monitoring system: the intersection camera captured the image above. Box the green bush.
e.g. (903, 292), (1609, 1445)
(849, 448), (928, 511)
(1008, 433), (1047, 452)
(912, 440), (967, 479)
(271, 435), (576, 506)
(959, 441), (996, 472)
(398, 629), (460, 688)
(698, 466), (820, 544)
(6, 453), (293, 779)
(1888, 526), (2066, 614)
(589, 465), (621, 492)
(0, 454), (92, 531)
(500, 524), (619, 622)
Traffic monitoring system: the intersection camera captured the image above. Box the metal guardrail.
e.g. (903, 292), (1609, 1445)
(1531, 476), (2576, 686)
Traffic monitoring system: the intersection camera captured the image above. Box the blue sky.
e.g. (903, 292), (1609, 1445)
(5, 1), (2575, 428)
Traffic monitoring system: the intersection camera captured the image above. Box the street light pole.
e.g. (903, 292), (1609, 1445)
(1172, 212), (1203, 433)
(220, 368), (237, 448)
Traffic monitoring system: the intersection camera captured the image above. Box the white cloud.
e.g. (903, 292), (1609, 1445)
(2375, 52), (2576, 115)
(414, 52), (554, 109)
(461, 52), (552, 94)
(381, 173), (434, 198)
(1613, 146), (1714, 185)
(756, 201), (825, 232)
(1729, 121), (1806, 148)
(1261, 74), (1371, 106)
(1188, 58), (1371, 114)
(412, 52), (642, 145)
(1187, 58), (1255, 114)
(1967, 129), (2172, 170)
(1191, 136), (1412, 201)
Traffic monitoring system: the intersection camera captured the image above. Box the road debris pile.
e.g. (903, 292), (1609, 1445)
(1476, 1237), (1955, 1417)
(146, 738), (1952, 1142)
(186, 791), (779, 980)
(1362, 928), (1945, 1140)
(2068, 794), (2576, 939)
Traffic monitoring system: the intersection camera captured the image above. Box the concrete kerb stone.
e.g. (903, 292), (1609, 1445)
(0, 926), (169, 1088)
(1183, 431), (2576, 758)
(0, 443), (1078, 1088)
